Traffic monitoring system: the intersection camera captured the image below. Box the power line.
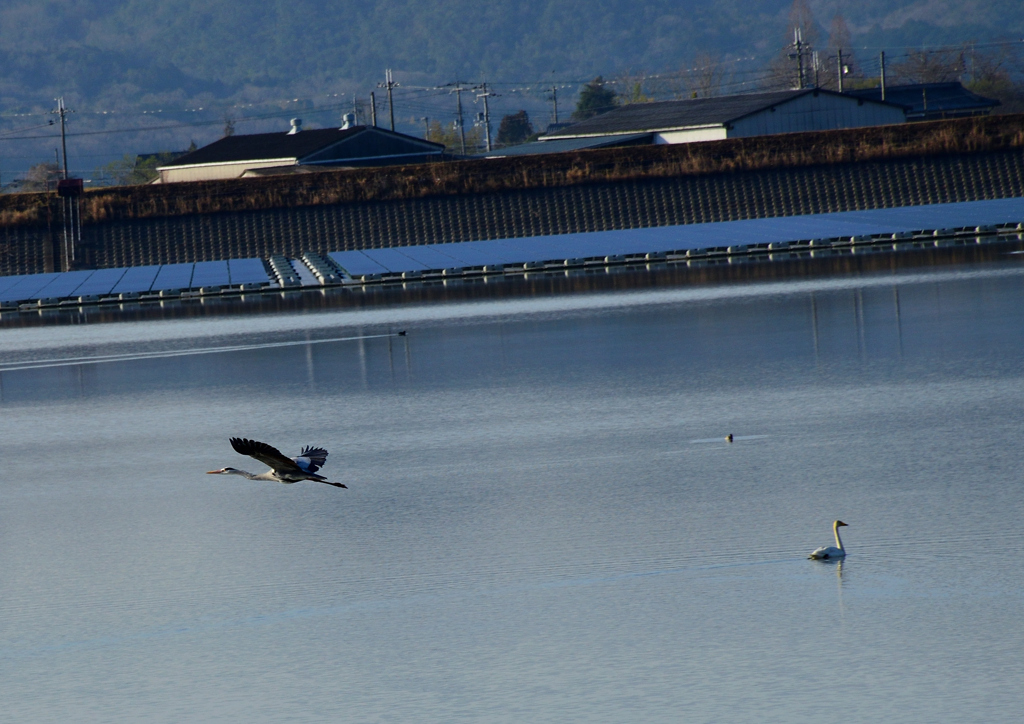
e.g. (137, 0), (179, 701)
(0, 102), (357, 142)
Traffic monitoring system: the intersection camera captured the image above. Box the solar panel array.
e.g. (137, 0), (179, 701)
(190, 260), (230, 289)
(228, 258), (273, 285)
(111, 266), (161, 294)
(73, 267), (129, 297)
(329, 197), (1024, 276)
(2, 197), (1023, 307)
(0, 258), (272, 304)
(0, 273), (63, 303)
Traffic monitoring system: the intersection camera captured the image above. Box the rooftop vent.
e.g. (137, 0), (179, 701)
(340, 113), (356, 130)
(288, 118), (302, 135)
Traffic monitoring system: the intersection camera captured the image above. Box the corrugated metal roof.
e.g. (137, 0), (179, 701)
(543, 88), (900, 139)
(847, 83), (999, 118)
(479, 133), (653, 158)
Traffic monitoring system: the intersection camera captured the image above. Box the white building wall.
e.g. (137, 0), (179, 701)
(158, 158), (298, 183)
(727, 92), (905, 138)
(655, 126), (729, 144)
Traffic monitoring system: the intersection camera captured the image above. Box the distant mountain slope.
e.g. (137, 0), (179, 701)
(0, 0), (1020, 106)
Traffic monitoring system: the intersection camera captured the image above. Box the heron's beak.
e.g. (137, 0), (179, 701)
(206, 470), (221, 474)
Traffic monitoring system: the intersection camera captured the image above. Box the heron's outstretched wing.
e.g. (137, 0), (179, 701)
(294, 445), (329, 474)
(230, 437), (303, 474)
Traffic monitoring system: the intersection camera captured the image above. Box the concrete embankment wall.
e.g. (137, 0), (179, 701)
(2, 149), (1023, 276)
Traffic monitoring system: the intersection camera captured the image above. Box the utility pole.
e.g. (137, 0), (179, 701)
(549, 85), (559, 125)
(880, 51), (887, 101)
(352, 96), (359, 124)
(450, 82), (467, 156)
(812, 51), (820, 88)
(420, 117), (430, 139)
(52, 97), (71, 179)
(837, 48), (844, 92)
(370, 92), (377, 126)
(788, 28), (810, 90)
(475, 82), (495, 152)
(52, 96), (82, 272)
(378, 69), (398, 131)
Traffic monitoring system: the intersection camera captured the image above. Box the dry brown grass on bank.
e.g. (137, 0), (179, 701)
(2, 114), (1024, 229)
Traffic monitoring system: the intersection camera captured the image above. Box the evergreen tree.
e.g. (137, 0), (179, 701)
(97, 151), (186, 186)
(572, 77), (618, 121)
(496, 111), (534, 147)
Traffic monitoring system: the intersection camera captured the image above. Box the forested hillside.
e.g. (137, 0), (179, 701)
(2, 0), (1022, 107)
(1, 0), (1022, 179)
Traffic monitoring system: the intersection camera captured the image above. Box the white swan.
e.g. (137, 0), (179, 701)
(809, 520), (848, 559)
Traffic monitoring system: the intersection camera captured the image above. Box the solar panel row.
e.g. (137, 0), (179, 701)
(191, 260), (230, 288)
(0, 257), (272, 304)
(150, 263), (195, 291)
(73, 268), (128, 297)
(111, 266), (161, 294)
(329, 197), (1024, 276)
(0, 272), (63, 303)
(2, 198), (1022, 306)
(228, 258), (271, 285)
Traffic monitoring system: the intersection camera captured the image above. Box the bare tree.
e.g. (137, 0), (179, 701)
(788, 0), (821, 48)
(21, 162), (61, 192)
(822, 13), (857, 90)
(966, 43), (1024, 112)
(426, 120), (482, 154)
(891, 49), (966, 84)
(692, 53), (727, 98)
(613, 71), (654, 105)
(764, 0), (823, 91)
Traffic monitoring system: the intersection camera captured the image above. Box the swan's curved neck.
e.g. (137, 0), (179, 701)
(833, 522), (845, 552)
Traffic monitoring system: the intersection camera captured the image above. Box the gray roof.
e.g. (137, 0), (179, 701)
(544, 89), (888, 138)
(479, 133), (653, 158)
(847, 82), (999, 119)
(162, 126), (443, 167)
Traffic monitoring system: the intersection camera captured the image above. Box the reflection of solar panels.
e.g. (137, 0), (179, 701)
(111, 266), (161, 294)
(2, 198), (1023, 309)
(151, 263), (195, 291)
(191, 260), (230, 288)
(228, 258), (270, 285)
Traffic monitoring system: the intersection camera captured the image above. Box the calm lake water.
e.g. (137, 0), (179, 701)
(2, 262), (1024, 722)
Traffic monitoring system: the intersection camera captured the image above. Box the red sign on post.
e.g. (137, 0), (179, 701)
(57, 178), (84, 197)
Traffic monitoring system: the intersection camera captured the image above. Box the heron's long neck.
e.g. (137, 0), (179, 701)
(833, 523), (845, 552)
(228, 469), (259, 480)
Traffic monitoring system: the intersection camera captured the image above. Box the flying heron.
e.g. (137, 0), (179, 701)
(207, 437), (348, 489)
